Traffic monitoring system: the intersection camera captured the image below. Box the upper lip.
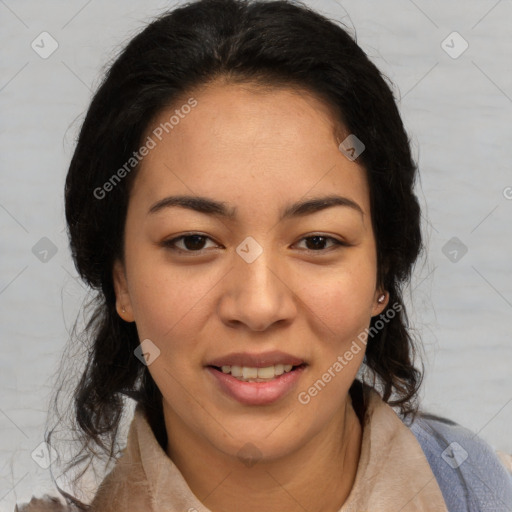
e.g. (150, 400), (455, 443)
(207, 351), (305, 368)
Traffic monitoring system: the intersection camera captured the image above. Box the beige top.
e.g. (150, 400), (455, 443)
(16, 385), (450, 511)
(86, 386), (448, 512)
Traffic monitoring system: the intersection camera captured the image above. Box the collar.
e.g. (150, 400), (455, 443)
(90, 383), (448, 511)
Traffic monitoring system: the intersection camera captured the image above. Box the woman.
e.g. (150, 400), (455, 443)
(15, 0), (512, 510)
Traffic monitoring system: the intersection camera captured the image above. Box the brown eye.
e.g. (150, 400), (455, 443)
(296, 235), (345, 252)
(163, 234), (218, 253)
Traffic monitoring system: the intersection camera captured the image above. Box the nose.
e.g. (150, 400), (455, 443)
(217, 245), (297, 332)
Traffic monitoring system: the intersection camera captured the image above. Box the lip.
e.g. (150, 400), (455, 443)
(206, 350), (305, 368)
(206, 364), (307, 405)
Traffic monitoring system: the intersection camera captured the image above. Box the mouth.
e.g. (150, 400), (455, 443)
(205, 352), (308, 405)
(205, 350), (308, 406)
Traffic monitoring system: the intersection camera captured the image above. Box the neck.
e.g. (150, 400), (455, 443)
(164, 394), (363, 512)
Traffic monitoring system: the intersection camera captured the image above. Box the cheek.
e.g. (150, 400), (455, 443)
(125, 246), (218, 339)
(298, 264), (376, 339)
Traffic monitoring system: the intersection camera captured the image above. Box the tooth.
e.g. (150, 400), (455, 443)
(231, 365), (243, 377)
(274, 364), (284, 376)
(220, 363), (298, 380)
(257, 366), (276, 379)
(242, 367), (258, 379)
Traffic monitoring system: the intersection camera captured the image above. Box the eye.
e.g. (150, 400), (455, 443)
(162, 233), (219, 253)
(295, 235), (346, 252)
(162, 233), (347, 255)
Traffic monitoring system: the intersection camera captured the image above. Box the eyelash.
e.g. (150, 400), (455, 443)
(162, 233), (347, 255)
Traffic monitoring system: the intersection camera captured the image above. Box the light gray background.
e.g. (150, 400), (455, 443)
(1, 0), (511, 509)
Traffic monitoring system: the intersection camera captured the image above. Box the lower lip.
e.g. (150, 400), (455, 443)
(206, 365), (307, 405)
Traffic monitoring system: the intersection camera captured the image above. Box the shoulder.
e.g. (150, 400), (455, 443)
(408, 413), (512, 511)
(14, 495), (73, 512)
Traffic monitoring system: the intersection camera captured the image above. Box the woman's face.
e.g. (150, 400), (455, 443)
(113, 81), (388, 462)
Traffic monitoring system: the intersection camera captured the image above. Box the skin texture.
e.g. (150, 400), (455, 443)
(112, 80), (389, 512)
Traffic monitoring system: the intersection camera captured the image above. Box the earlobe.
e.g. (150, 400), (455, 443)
(112, 259), (135, 322)
(371, 290), (389, 317)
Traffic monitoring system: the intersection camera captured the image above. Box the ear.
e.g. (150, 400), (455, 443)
(371, 289), (389, 317)
(112, 258), (135, 322)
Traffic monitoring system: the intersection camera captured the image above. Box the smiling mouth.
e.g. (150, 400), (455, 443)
(208, 363), (307, 382)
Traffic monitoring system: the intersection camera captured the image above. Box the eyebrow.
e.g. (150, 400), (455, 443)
(147, 194), (364, 220)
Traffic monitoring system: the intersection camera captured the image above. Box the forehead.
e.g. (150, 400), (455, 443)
(131, 81), (370, 216)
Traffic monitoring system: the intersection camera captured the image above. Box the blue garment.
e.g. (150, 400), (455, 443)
(409, 413), (512, 511)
